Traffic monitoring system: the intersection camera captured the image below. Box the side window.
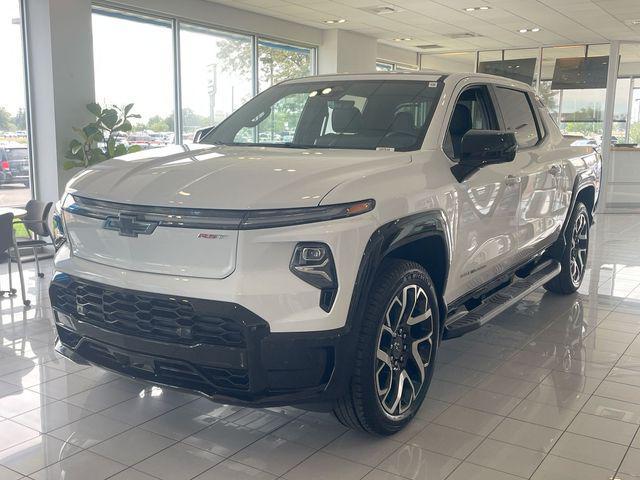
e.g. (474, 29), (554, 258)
(494, 87), (540, 148)
(444, 85), (497, 161)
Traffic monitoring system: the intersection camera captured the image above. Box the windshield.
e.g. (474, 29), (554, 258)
(200, 79), (443, 151)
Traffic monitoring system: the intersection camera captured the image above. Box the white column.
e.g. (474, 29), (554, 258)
(24, 0), (95, 202)
(319, 30), (378, 74)
(599, 41), (620, 212)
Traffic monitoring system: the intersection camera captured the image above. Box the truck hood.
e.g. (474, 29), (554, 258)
(66, 144), (410, 209)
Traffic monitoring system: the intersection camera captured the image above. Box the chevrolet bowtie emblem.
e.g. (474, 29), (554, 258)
(103, 213), (158, 237)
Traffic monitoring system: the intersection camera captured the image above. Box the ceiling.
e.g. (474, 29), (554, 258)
(206, 0), (640, 53)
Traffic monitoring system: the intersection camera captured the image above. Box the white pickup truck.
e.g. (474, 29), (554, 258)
(50, 71), (600, 434)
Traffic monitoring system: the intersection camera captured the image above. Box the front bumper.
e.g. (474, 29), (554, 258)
(49, 272), (351, 406)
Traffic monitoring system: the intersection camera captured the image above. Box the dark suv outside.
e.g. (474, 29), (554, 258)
(0, 145), (30, 188)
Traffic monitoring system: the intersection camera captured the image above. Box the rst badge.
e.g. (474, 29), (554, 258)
(197, 233), (227, 239)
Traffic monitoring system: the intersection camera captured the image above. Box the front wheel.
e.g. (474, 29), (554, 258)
(332, 259), (439, 435)
(544, 202), (590, 294)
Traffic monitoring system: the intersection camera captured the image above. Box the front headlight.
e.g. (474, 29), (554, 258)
(290, 242), (338, 312)
(51, 201), (66, 251)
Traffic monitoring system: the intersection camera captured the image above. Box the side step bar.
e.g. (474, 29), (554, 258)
(443, 260), (561, 340)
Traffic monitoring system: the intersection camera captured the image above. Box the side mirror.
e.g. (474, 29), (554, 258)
(451, 130), (518, 182)
(193, 126), (215, 143)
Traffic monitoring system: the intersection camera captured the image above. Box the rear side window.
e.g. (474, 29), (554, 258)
(494, 87), (540, 148)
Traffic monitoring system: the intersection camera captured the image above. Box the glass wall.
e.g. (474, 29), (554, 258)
(540, 44), (611, 142)
(376, 61), (394, 72)
(420, 52), (476, 72)
(179, 24), (252, 141)
(0, 0), (31, 207)
(478, 49), (539, 87)
(91, 7), (317, 146)
(92, 9), (175, 148)
(615, 44), (640, 144)
(258, 40), (314, 92)
(376, 61), (419, 72)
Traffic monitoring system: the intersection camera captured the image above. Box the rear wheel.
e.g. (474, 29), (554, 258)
(332, 259), (439, 435)
(544, 202), (589, 294)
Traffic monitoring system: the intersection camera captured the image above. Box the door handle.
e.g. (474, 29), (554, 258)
(504, 175), (521, 186)
(548, 164), (561, 176)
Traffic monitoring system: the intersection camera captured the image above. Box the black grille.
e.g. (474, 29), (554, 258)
(51, 279), (246, 348)
(76, 339), (250, 391)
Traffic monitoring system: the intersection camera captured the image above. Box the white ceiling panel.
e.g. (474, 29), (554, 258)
(204, 0), (640, 53)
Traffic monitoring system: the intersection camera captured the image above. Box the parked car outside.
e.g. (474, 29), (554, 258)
(0, 144), (30, 188)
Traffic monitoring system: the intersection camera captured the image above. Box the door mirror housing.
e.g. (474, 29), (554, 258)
(451, 130), (518, 182)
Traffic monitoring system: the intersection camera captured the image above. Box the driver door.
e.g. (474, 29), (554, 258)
(445, 84), (523, 302)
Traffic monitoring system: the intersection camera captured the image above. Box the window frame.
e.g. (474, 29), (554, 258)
(91, 2), (318, 146)
(490, 85), (545, 149)
(442, 83), (501, 162)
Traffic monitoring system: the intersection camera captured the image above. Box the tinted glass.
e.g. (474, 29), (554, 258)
(444, 87), (497, 160)
(494, 87), (540, 147)
(201, 80), (443, 151)
(179, 24), (253, 141)
(258, 40), (313, 92)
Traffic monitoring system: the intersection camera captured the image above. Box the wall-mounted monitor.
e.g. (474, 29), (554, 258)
(478, 58), (537, 85)
(551, 56), (609, 90)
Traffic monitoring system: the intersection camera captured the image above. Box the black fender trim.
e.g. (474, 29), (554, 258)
(343, 210), (451, 337)
(547, 174), (597, 260)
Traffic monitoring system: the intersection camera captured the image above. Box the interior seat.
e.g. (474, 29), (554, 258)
(316, 105), (362, 146)
(449, 104), (472, 159)
(379, 112), (417, 149)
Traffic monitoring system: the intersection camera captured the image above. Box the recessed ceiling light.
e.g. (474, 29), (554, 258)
(463, 6), (491, 11)
(519, 27), (541, 33)
(630, 19), (640, 24)
(324, 18), (346, 24)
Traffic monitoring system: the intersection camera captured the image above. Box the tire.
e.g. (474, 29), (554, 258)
(544, 202), (590, 295)
(332, 259), (439, 435)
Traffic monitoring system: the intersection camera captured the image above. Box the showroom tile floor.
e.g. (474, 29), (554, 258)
(2, 213), (640, 479)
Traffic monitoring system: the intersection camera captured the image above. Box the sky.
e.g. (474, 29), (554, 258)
(92, 12), (252, 125)
(0, 0), (26, 116)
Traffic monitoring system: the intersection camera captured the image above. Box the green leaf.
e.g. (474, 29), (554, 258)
(114, 120), (132, 132)
(127, 144), (143, 154)
(101, 109), (118, 129)
(73, 126), (88, 141)
(83, 123), (100, 139)
(114, 143), (127, 157)
(69, 139), (83, 155)
(63, 160), (83, 170)
(106, 138), (116, 158)
(86, 102), (102, 117)
(124, 103), (134, 115)
(88, 148), (107, 165)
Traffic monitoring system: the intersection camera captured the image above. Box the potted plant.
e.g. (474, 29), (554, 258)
(64, 102), (143, 170)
